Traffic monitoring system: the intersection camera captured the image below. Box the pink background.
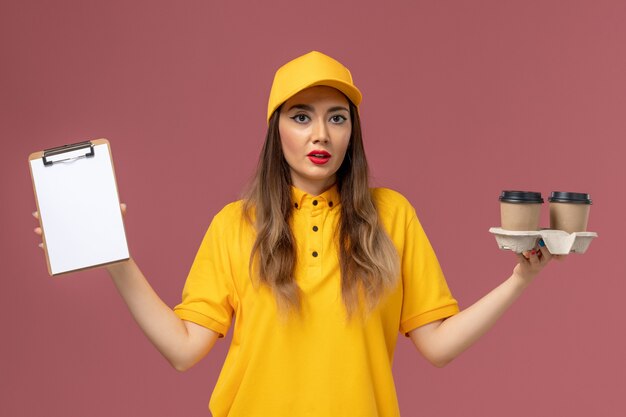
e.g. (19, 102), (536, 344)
(2, 1), (625, 416)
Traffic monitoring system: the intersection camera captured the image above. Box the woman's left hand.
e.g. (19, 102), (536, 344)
(513, 241), (554, 283)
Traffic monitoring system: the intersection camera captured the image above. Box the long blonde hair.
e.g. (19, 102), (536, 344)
(244, 102), (399, 316)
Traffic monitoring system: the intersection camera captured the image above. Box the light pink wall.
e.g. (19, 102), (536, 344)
(2, 1), (625, 416)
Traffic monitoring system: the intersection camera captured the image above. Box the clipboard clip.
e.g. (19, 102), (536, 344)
(43, 141), (95, 166)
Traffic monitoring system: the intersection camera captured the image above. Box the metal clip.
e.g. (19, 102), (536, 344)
(43, 141), (95, 166)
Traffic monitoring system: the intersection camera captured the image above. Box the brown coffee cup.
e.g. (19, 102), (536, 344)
(548, 191), (592, 233)
(499, 190), (544, 231)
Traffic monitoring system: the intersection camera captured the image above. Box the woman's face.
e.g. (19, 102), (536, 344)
(279, 86), (351, 196)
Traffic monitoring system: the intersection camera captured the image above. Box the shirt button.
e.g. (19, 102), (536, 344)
(328, 201), (333, 207)
(312, 200), (318, 206)
(312, 226), (318, 232)
(294, 202), (298, 208)
(312, 251), (318, 257)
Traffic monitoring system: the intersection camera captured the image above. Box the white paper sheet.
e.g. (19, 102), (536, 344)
(30, 141), (129, 275)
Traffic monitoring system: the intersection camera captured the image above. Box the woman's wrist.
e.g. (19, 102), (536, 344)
(105, 257), (134, 274)
(510, 268), (535, 290)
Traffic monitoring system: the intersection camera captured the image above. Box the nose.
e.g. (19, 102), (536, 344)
(311, 118), (330, 144)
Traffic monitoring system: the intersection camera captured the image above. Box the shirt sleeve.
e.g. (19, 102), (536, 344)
(399, 208), (459, 335)
(173, 210), (236, 337)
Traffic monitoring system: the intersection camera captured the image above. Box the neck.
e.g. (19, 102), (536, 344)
(292, 177), (336, 196)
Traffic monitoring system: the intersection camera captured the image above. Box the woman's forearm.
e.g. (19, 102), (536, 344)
(410, 248), (551, 367)
(106, 259), (218, 371)
(411, 272), (530, 367)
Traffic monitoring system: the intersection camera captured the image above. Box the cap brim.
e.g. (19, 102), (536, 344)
(267, 79), (362, 123)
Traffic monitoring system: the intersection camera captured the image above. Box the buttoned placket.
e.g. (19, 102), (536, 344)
(308, 198), (324, 270)
(291, 184), (343, 288)
(292, 193), (338, 283)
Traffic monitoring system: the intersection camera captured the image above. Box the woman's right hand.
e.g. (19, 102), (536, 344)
(32, 210), (43, 249)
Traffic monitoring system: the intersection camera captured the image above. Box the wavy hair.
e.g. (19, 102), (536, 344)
(244, 101), (399, 316)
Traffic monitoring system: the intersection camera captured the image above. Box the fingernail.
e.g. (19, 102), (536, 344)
(531, 250), (537, 255)
(538, 239), (545, 247)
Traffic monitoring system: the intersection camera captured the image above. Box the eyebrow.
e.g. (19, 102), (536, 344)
(327, 106), (350, 113)
(286, 104), (350, 113)
(287, 104), (314, 112)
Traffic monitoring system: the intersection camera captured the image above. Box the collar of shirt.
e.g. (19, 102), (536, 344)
(291, 185), (340, 211)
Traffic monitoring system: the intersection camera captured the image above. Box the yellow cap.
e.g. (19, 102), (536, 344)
(267, 51), (362, 123)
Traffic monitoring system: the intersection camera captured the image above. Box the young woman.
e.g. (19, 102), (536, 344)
(34, 51), (552, 416)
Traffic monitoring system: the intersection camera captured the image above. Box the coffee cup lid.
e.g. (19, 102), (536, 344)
(499, 190), (544, 204)
(548, 191), (592, 204)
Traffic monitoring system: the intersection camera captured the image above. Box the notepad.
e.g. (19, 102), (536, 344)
(29, 139), (129, 275)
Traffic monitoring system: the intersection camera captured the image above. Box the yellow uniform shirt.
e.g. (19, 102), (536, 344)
(174, 187), (459, 417)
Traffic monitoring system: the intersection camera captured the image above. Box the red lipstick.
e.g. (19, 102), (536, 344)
(307, 150), (331, 165)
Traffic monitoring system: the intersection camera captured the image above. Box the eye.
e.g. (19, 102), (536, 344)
(329, 114), (348, 124)
(291, 114), (310, 124)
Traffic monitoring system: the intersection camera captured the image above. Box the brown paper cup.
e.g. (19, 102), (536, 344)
(549, 203), (590, 232)
(500, 202), (542, 231)
(548, 191), (592, 233)
(499, 190), (544, 231)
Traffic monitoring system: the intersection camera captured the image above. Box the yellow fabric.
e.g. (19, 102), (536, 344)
(174, 187), (459, 417)
(267, 51), (362, 123)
